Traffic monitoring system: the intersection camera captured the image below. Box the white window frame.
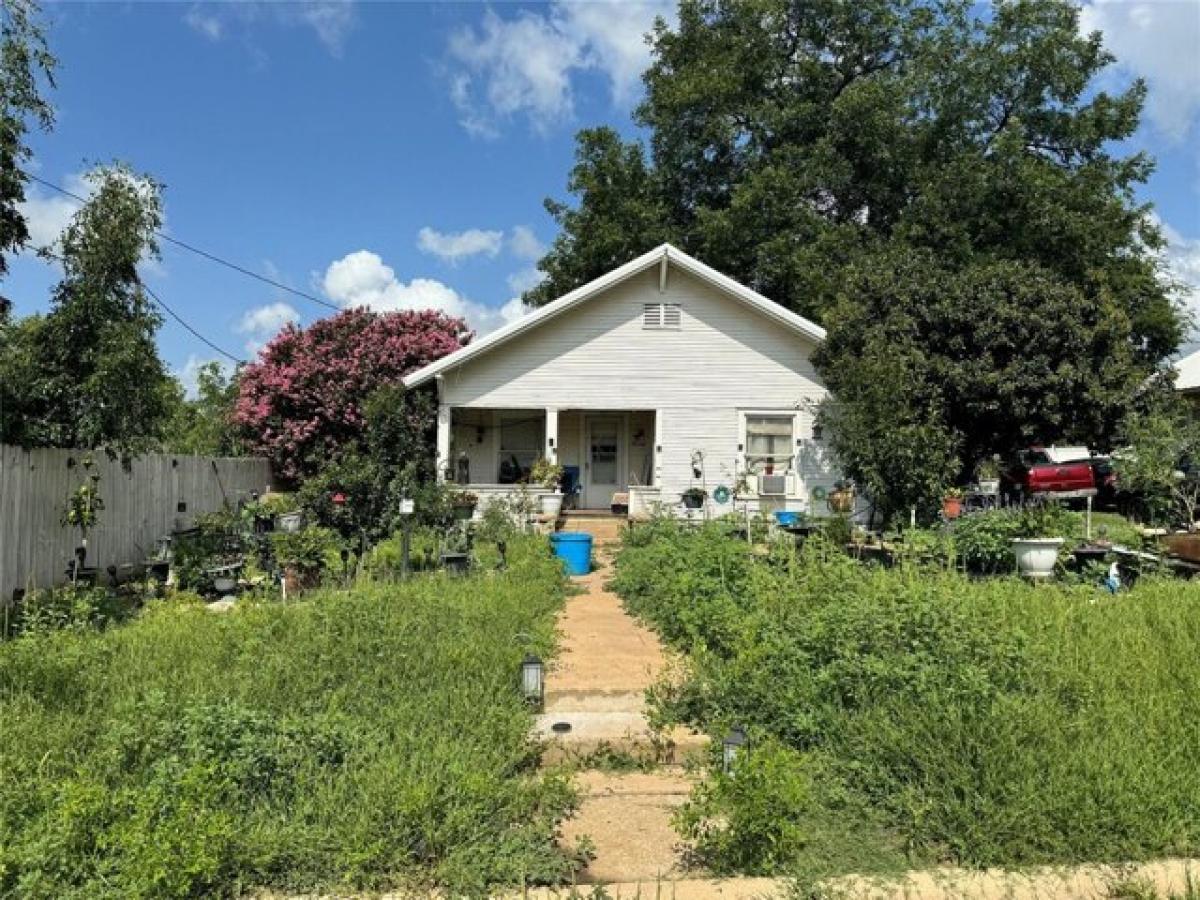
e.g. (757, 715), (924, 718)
(738, 410), (797, 476)
(642, 302), (682, 330)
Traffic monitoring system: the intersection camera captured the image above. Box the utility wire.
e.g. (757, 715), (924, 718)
(32, 243), (246, 365)
(25, 173), (339, 310)
(139, 282), (246, 365)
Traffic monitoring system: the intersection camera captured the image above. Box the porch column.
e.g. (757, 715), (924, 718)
(436, 404), (452, 482)
(545, 407), (559, 463)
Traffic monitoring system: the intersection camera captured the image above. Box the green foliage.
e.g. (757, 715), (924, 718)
(0, 164), (173, 453)
(59, 455), (103, 537)
(1116, 388), (1200, 526)
(529, 457), (564, 490)
(269, 525), (341, 578)
(615, 521), (1200, 876)
(531, 0), (1184, 518)
(0, 535), (577, 897)
(5, 584), (132, 638)
(170, 511), (243, 593)
(0, 0), (56, 278)
(161, 360), (244, 457)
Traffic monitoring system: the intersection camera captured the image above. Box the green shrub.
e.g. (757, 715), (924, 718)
(5, 585), (133, 638)
(615, 521), (1200, 876)
(269, 524), (342, 578)
(0, 535), (575, 897)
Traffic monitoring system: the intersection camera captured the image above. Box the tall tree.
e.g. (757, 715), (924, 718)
(0, 165), (172, 452)
(0, 0), (55, 277)
(529, 0), (1185, 512)
(161, 361), (244, 457)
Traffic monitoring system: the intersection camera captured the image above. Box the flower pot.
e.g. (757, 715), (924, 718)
(942, 496), (963, 519)
(977, 479), (1000, 496)
(540, 492), (564, 518)
(1011, 537), (1064, 579)
(681, 492), (706, 510)
(828, 489), (854, 514)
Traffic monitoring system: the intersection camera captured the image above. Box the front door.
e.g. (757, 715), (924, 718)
(584, 416), (622, 509)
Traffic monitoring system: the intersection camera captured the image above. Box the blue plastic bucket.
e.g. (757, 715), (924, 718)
(549, 532), (593, 576)
(774, 510), (800, 527)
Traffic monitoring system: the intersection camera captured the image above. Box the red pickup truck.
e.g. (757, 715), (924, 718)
(1003, 447), (1115, 501)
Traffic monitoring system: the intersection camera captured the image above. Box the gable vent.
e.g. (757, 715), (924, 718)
(643, 302), (682, 330)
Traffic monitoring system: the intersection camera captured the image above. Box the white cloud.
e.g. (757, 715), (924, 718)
(506, 266), (546, 296)
(509, 225), (545, 261)
(182, 1), (356, 56)
(17, 172), (91, 252)
(184, 6), (222, 41)
(447, 1), (673, 136)
(321, 249), (527, 334)
(234, 299), (299, 355)
(417, 226), (504, 263)
(1155, 216), (1200, 325)
(1080, 0), (1200, 142)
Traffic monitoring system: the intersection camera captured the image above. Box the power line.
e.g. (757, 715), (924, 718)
(139, 282), (245, 365)
(31, 244), (246, 365)
(25, 172), (339, 310)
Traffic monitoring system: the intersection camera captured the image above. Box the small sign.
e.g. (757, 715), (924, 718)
(399, 498), (415, 515)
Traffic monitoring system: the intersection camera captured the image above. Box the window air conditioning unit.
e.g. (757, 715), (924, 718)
(758, 474), (788, 496)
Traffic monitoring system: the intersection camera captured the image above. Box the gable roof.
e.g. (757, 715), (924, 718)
(402, 243), (826, 389)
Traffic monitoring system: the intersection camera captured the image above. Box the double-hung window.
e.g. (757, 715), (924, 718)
(745, 414), (794, 474)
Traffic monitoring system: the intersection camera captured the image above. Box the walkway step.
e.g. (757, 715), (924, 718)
(558, 771), (697, 885)
(536, 712), (708, 766)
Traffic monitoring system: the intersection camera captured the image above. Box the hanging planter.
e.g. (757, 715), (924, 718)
(681, 487), (707, 510)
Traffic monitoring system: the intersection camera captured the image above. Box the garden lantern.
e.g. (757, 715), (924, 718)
(722, 725), (748, 775)
(521, 653), (544, 709)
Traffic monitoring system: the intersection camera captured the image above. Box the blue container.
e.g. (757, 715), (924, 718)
(774, 510), (800, 527)
(550, 532), (593, 576)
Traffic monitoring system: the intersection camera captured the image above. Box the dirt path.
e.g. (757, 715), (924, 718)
(538, 518), (706, 884)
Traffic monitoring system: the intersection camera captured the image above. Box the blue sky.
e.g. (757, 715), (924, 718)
(5, 0), (1199, 391)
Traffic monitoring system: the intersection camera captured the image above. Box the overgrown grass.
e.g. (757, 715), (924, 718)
(613, 519), (1200, 878)
(0, 535), (576, 898)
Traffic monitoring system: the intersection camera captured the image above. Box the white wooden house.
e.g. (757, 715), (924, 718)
(403, 244), (841, 517)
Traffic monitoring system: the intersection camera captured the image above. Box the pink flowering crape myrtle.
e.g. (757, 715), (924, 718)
(234, 308), (469, 482)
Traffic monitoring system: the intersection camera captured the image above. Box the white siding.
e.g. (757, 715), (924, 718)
(440, 266), (837, 512)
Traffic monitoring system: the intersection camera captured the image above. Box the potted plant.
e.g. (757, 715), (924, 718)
(1011, 503), (1065, 579)
(530, 457), (565, 518)
(827, 480), (855, 514)
(450, 490), (478, 521)
(942, 488), (964, 519)
(61, 456), (104, 585)
(681, 486), (707, 510)
(976, 456), (1002, 496)
(271, 526), (336, 593)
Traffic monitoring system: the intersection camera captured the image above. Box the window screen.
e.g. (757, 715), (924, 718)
(746, 415), (794, 474)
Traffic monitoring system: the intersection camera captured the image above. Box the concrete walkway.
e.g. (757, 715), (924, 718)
(536, 516), (707, 884)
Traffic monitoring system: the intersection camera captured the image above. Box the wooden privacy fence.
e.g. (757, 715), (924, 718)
(0, 445), (272, 604)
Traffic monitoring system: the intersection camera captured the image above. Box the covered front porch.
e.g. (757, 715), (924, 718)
(437, 406), (658, 512)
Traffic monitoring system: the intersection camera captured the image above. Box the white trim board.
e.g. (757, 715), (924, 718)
(403, 244), (826, 389)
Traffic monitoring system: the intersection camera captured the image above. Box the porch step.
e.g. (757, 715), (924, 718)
(558, 515), (626, 545)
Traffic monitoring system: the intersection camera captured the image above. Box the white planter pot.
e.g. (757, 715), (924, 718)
(1011, 537), (1064, 579)
(540, 492), (564, 518)
(977, 479), (1000, 496)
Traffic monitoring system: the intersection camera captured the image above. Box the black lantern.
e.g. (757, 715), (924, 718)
(521, 653), (544, 709)
(722, 725), (748, 775)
